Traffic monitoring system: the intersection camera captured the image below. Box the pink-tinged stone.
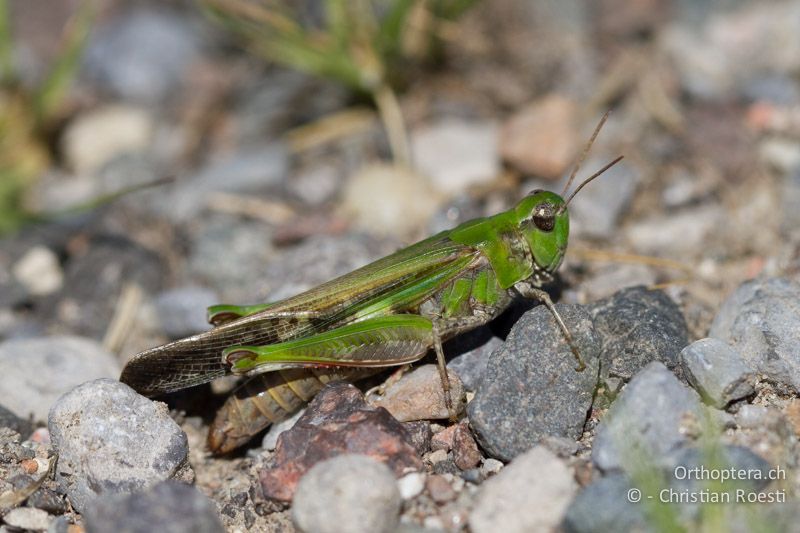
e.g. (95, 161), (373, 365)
(258, 382), (423, 502)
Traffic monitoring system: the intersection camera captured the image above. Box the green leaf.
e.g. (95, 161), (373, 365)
(34, 0), (94, 122)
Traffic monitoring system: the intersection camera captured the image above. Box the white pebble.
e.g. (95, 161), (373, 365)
(12, 246), (63, 296)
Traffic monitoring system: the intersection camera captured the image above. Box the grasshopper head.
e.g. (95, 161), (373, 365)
(515, 190), (569, 273)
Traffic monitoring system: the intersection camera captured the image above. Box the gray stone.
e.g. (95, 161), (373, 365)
(468, 305), (600, 461)
(569, 156), (637, 239)
(663, 2), (800, 100)
(410, 119), (499, 194)
(187, 216), (274, 302)
(84, 481), (223, 533)
(680, 338), (756, 408)
(167, 144), (289, 222)
(446, 327), (503, 391)
(590, 286), (689, 381)
(0, 336), (121, 421)
(372, 364), (465, 422)
(469, 446), (577, 533)
(48, 379), (191, 513)
(291, 455), (402, 533)
(83, 9), (204, 104)
(709, 277), (800, 392)
(592, 362), (709, 472)
(625, 205), (723, 256)
(562, 474), (648, 533)
(288, 163), (342, 206)
(154, 286), (218, 338)
(2, 507), (53, 531)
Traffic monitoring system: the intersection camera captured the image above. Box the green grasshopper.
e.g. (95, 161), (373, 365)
(120, 115), (622, 454)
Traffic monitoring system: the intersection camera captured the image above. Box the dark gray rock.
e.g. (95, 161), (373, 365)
(27, 487), (69, 515)
(562, 474), (648, 533)
(0, 336), (120, 421)
(48, 379), (191, 513)
(446, 326), (503, 391)
(590, 286), (689, 381)
(84, 481), (223, 533)
(154, 286), (218, 338)
(291, 455), (402, 533)
(0, 403), (32, 438)
(468, 305), (600, 462)
(671, 445), (773, 494)
(83, 9), (204, 104)
(680, 338), (756, 408)
(55, 235), (166, 338)
(592, 362), (710, 472)
(709, 277), (800, 392)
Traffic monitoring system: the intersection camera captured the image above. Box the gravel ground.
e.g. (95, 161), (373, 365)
(2, 1), (800, 532)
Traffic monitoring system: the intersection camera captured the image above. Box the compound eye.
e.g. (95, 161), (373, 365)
(532, 203), (555, 232)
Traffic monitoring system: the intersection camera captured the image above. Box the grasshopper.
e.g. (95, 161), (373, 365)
(120, 114), (622, 454)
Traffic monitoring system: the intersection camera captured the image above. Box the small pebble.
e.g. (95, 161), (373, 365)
(397, 472), (426, 500)
(61, 105), (154, 174)
(469, 446), (576, 533)
(341, 163), (441, 236)
(12, 246), (63, 297)
(500, 94), (580, 178)
(2, 507), (53, 531)
(480, 458), (504, 477)
(427, 449), (449, 465)
(292, 455), (402, 533)
(372, 364), (465, 422)
(430, 425), (457, 451)
(452, 424), (482, 470)
(426, 474), (457, 503)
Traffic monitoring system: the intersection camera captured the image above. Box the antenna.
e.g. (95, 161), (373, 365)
(560, 110), (612, 198)
(561, 156), (624, 211)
